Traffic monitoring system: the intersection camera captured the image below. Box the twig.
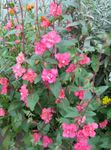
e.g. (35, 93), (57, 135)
(18, 0), (25, 54)
(35, 0), (40, 38)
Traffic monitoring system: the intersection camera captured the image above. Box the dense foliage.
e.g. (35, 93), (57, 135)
(0, 0), (111, 149)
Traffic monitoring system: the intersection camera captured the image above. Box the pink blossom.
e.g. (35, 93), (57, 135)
(15, 40), (20, 44)
(40, 108), (53, 124)
(15, 25), (22, 36)
(62, 123), (77, 138)
(76, 102), (87, 112)
(42, 135), (53, 148)
(41, 17), (50, 28)
(83, 123), (98, 137)
(42, 68), (58, 84)
(22, 69), (37, 83)
(50, 2), (62, 17)
(4, 20), (12, 30)
(59, 89), (65, 99)
(12, 63), (26, 79)
(42, 30), (61, 48)
(79, 54), (90, 65)
(0, 108), (6, 117)
(74, 89), (85, 100)
(19, 84), (29, 107)
(0, 77), (8, 94)
(74, 141), (91, 150)
(55, 52), (71, 68)
(66, 63), (76, 73)
(35, 42), (47, 55)
(33, 133), (41, 143)
(76, 129), (88, 143)
(99, 119), (108, 129)
(74, 116), (86, 125)
(16, 52), (25, 64)
(16, 25), (22, 30)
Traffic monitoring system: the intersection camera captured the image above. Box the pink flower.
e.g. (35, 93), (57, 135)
(22, 69), (37, 83)
(0, 78), (8, 94)
(50, 2), (62, 17)
(19, 84), (29, 107)
(33, 133), (41, 143)
(76, 129), (88, 143)
(83, 123), (98, 137)
(79, 54), (90, 65)
(12, 63), (26, 79)
(74, 89), (85, 100)
(16, 52), (25, 64)
(42, 30), (61, 49)
(15, 40), (20, 44)
(74, 116), (86, 125)
(35, 42), (47, 55)
(15, 25), (22, 36)
(74, 141), (91, 150)
(4, 20), (12, 30)
(42, 135), (53, 148)
(40, 108), (53, 124)
(59, 88), (65, 99)
(41, 17), (51, 28)
(55, 52), (71, 68)
(99, 119), (108, 129)
(66, 63), (76, 73)
(76, 102), (87, 112)
(0, 108), (6, 117)
(42, 68), (58, 84)
(62, 123), (77, 138)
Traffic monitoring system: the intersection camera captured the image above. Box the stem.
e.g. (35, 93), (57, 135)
(18, 0), (25, 54)
(35, 0), (40, 38)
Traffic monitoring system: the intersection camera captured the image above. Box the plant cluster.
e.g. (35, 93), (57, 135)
(0, 0), (111, 149)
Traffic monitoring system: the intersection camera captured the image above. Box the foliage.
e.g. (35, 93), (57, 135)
(0, 0), (111, 149)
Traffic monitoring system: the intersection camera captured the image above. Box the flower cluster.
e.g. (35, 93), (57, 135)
(55, 52), (71, 68)
(19, 84), (29, 107)
(0, 77), (8, 94)
(42, 68), (58, 84)
(40, 108), (54, 124)
(0, 108), (6, 117)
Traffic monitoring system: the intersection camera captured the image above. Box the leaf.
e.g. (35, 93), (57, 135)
(50, 79), (61, 98)
(107, 109), (111, 119)
(45, 58), (58, 64)
(28, 92), (39, 111)
(94, 86), (108, 96)
(65, 107), (78, 118)
(91, 55), (99, 72)
(84, 91), (92, 100)
(5, 29), (17, 37)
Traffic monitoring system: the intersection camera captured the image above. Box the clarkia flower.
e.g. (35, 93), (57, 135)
(55, 52), (70, 68)
(42, 68), (58, 84)
(50, 2), (62, 17)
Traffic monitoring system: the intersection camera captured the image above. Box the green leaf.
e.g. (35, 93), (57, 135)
(65, 107), (78, 118)
(91, 55), (99, 72)
(107, 109), (111, 119)
(5, 29), (17, 37)
(28, 92), (39, 111)
(50, 79), (61, 98)
(94, 86), (108, 96)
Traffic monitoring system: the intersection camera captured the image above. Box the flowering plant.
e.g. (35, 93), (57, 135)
(0, 0), (111, 149)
